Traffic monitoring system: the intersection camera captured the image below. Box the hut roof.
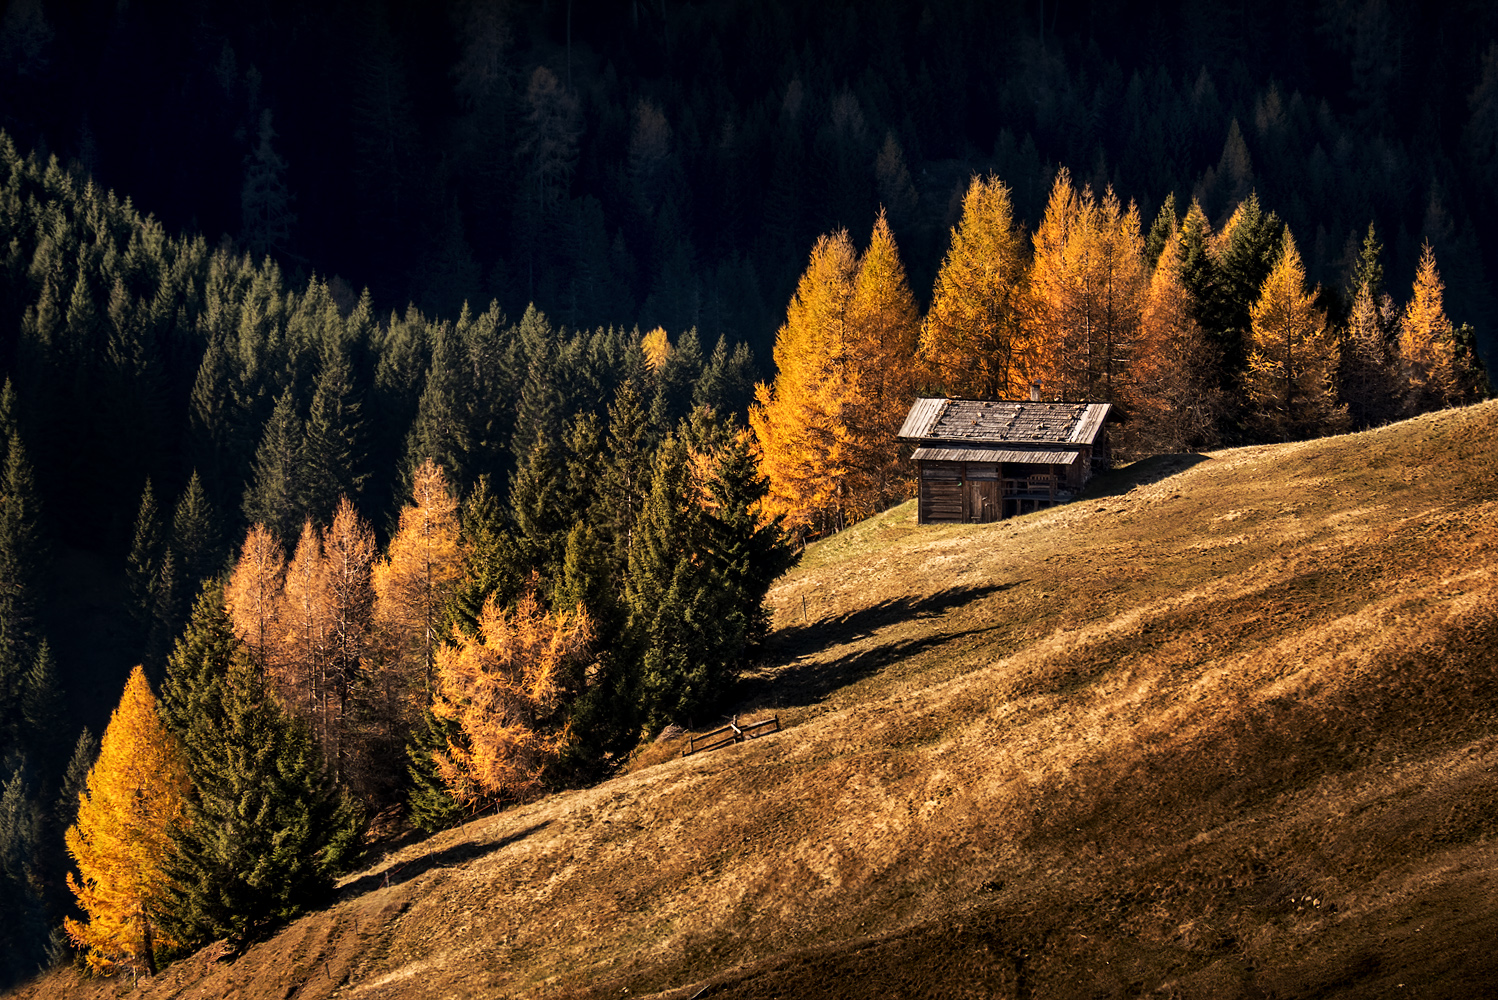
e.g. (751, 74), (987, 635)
(897, 398), (1111, 447)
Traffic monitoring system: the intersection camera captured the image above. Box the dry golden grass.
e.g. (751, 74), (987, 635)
(14, 400), (1498, 1000)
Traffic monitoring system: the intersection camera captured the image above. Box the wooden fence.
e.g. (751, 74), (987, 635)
(683, 715), (781, 756)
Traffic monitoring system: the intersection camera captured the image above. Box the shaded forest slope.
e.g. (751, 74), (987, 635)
(15, 401), (1498, 999)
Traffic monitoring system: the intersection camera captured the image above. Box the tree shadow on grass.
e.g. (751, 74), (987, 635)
(339, 822), (550, 901)
(741, 583), (1018, 711)
(1080, 453), (1213, 500)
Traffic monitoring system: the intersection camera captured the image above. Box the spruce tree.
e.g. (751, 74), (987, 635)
(447, 477), (525, 638)
(303, 344), (369, 525)
(171, 471), (220, 591)
(126, 478), (165, 650)
(242, 388), (306, 545)
(625, 438), (739, 731)
(0, 766), (49, 985)
(701, 431), (797, 646)
(1144, 192), (1178, 269)
(404, 705), (468, 833)
(161, 587), (361, 949)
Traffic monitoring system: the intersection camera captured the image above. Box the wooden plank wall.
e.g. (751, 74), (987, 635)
(919, 476), (963, 522)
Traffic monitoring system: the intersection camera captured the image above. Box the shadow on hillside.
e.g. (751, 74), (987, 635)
(771, 583), (1013, 654)
(745, 584), (1016, 708)
(339, 821), (549, 900)
(1080, 452), (1213, 500)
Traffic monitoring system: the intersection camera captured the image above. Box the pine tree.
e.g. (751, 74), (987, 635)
(1144, 193), (1178, 269)
(242, 389), (306, 545)
(170, 471), (220, 605)
(1243, 231), (1348, 440)
(625, 438), (742, 731)
(1341, 279), (1401, 428)
(64, 666), (191, 976)
(920, 174), (1032, 399)
(303, 345), (369, 526)
(404, 704), (468, 832)
(1208, 194), (1282, 381)
(161, 593), (360, 950)
(447, 476), (525, 639)
(700, 428), (797, 646)
(0, 766), (49, 984)
(0, 427), (44, 760)
(19, 641), (62, 764)
(601, 379), (654, 570)
(241, 110), (297, 262)
(125, 479), (165, 650)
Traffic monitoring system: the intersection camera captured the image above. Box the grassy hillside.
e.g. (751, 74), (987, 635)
(16, 401), (1498, 999)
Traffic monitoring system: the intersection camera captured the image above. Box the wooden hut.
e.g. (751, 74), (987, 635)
(897, 394), (1111, 524)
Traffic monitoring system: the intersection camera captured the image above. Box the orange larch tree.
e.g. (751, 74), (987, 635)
(920, 173), (1032, 399)
(1243, 230), (1347, 439)
(223, 523), (286, 670)
(64, 666), (191, 976)
(844, 209), (921, 516)
(431, 591), (594, 804)
(1125, 227), (1226, 453)
(1027, 171), (1147, 403)
(1396, 242), (1467, 415)
(749, 229), (859, 535)
(371, 459), (463, 730)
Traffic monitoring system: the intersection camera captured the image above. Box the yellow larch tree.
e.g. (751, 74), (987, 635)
(276, 520), (331, 739)
(371, 459), (463, 727)
(1396, 242), (1465, 414)
(920, 173), (1032, 399)
(1027, 171), (1146, 402)
(843, 209), (921, 516)
(749, 229), (859, 535)
(1243, 230), (1348, 439)
(431, 591), (594, 804)
(1125, 227), (1226, 452)
(64, 666), (191, 976)
(224, 523), (286, 669)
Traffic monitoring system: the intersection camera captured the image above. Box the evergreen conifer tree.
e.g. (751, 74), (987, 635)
(0, 766), (49, 985)
(126, 478), (165, 650)
(161, 589), (361, 950)
(243, 389), (306, 545)
(303, 344), (369, 525)
(171, 471), (220, 599)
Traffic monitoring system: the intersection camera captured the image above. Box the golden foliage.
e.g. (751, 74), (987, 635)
(372, 459), (463, 721)
(1125, 229), (1225, 452)
(431, 591), (594, 803)
(1397, 242), (1464, 413)
(844, 210), (921, 514)
(750, 215), (921, 534)
(64, 666), (191, 976)
(642, 326), (673, 372)
(224, 523), (286, 668)
(1243, 231), (1347, 439)
(1027, 170), (1146, 402)
(749, 229), (859, 534)
(920, 173), (1031, 399)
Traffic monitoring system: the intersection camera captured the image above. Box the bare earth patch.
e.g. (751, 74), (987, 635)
(14, 400), (1498, 1000)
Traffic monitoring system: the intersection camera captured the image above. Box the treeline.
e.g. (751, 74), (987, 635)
(753, 172), (1490, 535)
(3, 1), (1498, 373)
(0, 136), (789, 983)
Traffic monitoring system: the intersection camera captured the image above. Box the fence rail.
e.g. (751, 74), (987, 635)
(683, 715), (782, 756)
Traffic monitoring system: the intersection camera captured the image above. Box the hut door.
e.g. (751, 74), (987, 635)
(967, 480), (999, 523)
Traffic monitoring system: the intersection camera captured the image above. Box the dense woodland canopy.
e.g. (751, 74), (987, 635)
(0, 0), (1496, 986)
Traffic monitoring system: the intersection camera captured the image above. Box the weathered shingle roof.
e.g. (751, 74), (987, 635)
(898, 398), (1111, 446)
(909, 445), (1081, 464)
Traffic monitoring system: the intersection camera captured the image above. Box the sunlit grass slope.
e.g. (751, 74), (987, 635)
(15, 400), (1498, 1000)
